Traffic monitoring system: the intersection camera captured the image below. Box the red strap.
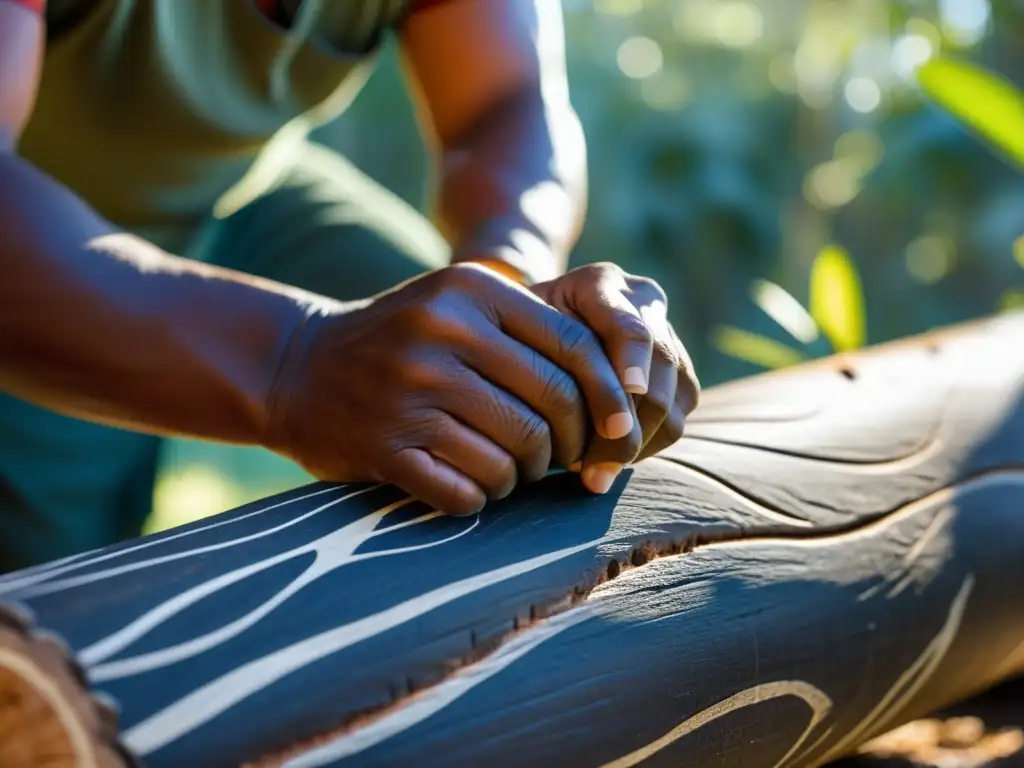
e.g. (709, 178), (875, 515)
(2, 0), (45, 13)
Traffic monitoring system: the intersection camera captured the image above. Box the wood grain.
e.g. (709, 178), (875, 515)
(0, 312), (1021, 767)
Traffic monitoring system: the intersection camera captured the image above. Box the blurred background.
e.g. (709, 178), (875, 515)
(149, 0), (1024, 533)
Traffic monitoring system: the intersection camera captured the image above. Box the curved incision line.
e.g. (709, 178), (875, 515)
(675, 430), (944, 470)
(855, 506), (954, 602)
(661, 426), (945, 477)
(599, 680), (833, 768)
(281, 605), (598, 768)
(121, 537), (602, 756)
(3, 486), (376, 600)
(798, 575), (973, 766)
(649, 457), (813, 527)
(86, 504), (480, 680)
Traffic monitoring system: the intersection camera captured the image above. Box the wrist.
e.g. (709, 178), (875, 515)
(456, 255), (532, 287)
(452, 240), (564, 287)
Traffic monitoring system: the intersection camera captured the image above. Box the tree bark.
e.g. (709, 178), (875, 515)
(0, 312), (1021, 768)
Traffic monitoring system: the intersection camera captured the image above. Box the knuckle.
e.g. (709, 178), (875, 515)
(554, 315), (600, 359)
(516, 411), (551, 452)
(407, 300), (473, 345)
(663, 409), (685, 442)
(401, 359), (448, 391)
(591, 261), (623, 276)
(618, 316), (653, 345)
(653, 338), (679, 365)
(538, 366), (582, 411)
(644, 390), (673, 419)
(637, 275), (668, 302)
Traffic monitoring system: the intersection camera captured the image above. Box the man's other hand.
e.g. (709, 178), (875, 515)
(532, 263), (700, 493)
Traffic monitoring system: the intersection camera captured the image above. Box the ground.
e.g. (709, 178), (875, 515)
(833, 677), (1024, 767)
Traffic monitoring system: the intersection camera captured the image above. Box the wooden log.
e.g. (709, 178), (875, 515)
(0, 312), (1021, 768)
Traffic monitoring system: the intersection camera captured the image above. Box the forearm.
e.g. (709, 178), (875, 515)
(0, 152), (318, 444)
(434, 89), (588, 284)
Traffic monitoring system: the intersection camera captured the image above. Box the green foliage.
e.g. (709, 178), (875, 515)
(999, 289), (1024, 313)
(714, 246), (866, 371)
(712, 326), (806, 370)
(809, 244), (867, 352)
(917, 57), (1024, 168)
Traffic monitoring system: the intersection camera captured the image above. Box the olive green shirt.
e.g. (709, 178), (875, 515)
(21, 0), (418, 251)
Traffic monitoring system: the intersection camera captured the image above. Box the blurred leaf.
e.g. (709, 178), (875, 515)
(998, 288), (1024, 314)
(145, 465), (244, 534)
(713, 326), (806, 370)
(1015, 234), (1024, 270)
(809, 244), (866, 351)
(917, 57), (1024, 167)
(751, 279), (819, 344)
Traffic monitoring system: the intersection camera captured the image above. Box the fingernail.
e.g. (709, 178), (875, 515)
(582, 463), (622, 494)
(623, 366), (648, 395)
(605, 411), (633, 440)
(568, 461), (582, 472)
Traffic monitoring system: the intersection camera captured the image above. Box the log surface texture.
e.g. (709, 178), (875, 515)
(0, 313), (1022, 768)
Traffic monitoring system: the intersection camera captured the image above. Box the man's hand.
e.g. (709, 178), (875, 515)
(266, 264), (638, 517)
(532, 263), (700, 492)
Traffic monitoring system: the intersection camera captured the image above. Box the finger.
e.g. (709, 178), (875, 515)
(485, 286), (635, 442)
(636, 402), (686, 461)
(635, 338), (678, 449)
(440, 365), (558, 482)
(576, 408), (643, 493)
(571, 268), (656, 396)
(669, 324), (701, 414)
(385, 446), (487, 517)
(455, 326), (586, 470)
(427, 415), (519, 501)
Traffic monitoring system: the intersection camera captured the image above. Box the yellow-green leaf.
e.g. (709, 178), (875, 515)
(750, 279), (819, 344)
(809, 244), (866, 351)
(917, 57), (1024, 168)
(713, 326), (806, 370)
(998, 288), (1024, 314)
(1015, 234), (1024, 270)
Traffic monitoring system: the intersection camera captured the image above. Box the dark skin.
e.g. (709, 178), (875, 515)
(0, 0), (700, 515)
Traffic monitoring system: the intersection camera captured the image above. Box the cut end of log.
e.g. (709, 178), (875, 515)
(0, 606), (133, 768)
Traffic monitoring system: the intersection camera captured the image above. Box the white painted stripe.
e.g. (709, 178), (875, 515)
(122, 537), (600, 755)
(87, 506), (479, 680)
(7, 487), (376, 600)
(0, 484), (352, 597)
(601, 680), (832, 768)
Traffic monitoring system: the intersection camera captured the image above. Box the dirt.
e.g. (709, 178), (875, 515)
(831, 677), (1024, 767)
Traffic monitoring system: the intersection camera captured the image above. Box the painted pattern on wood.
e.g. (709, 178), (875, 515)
(0, 312), (1021, 767)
